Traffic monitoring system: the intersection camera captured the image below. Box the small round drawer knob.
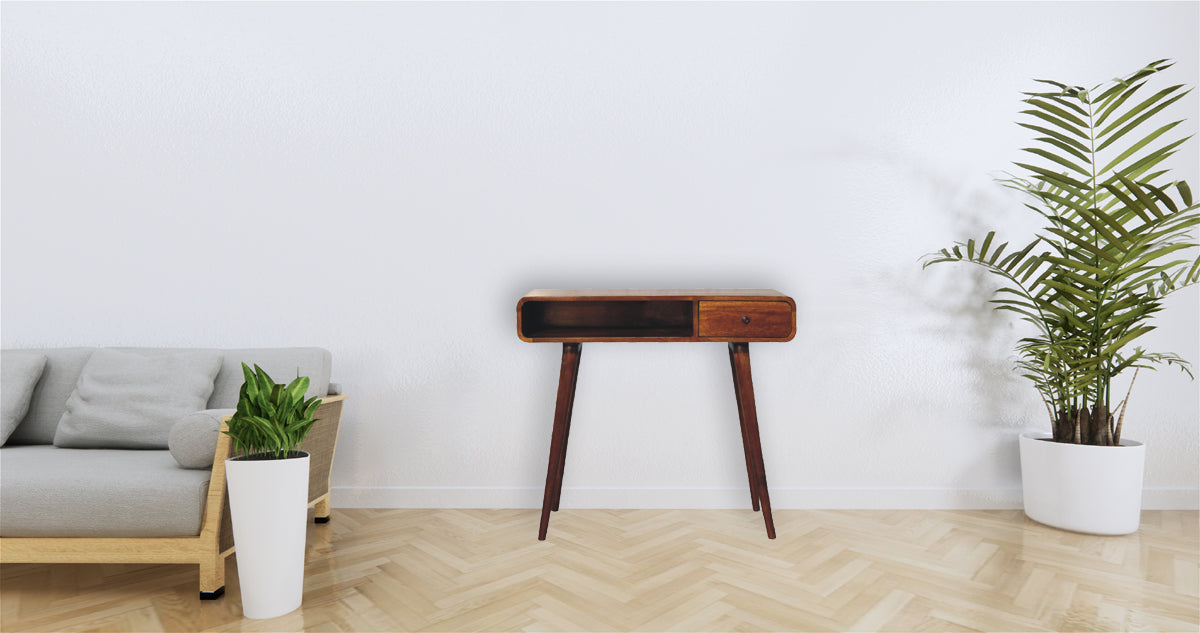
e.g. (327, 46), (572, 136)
(742, 315), (751, 324)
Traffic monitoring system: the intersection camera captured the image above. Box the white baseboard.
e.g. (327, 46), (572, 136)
(331, 486), (1199, 510)
(1143, 488), (1200, 509)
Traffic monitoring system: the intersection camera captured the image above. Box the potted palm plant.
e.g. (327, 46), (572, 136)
(224, 363), (322, 619)
(925, 60), (1198, 535)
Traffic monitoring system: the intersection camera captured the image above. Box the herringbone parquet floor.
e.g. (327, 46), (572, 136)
(1, 509), (1196, 632)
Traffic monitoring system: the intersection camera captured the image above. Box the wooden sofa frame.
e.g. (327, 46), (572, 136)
(0, 395), (346, 599)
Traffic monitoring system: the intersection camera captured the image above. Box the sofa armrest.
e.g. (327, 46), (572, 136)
(299, 395), (346, 511)
(203, 416), (235, 554)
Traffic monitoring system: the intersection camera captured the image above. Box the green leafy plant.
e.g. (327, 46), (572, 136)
(224, 363), (322, 459)
(924, 60), (1199, 446)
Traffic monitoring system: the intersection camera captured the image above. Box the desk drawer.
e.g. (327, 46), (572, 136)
(698, 301), (793, 339)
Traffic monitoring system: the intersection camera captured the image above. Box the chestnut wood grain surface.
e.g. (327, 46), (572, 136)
(518, 290), (794, 539)
(517, 290), (796, 343)
(699, 300), (794, 339)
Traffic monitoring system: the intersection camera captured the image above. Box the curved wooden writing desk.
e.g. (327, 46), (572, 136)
(517, 289), (796, 540)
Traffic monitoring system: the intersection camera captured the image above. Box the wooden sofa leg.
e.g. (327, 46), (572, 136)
(314, 497), (331, 524)
(199, 554), (226, 600)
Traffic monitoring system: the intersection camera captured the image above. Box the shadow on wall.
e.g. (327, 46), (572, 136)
(857, 158), (1035, 491)
(925, 189), (1033, 427)
(897, 163), (1035, 431)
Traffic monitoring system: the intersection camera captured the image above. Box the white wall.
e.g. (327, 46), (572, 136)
(3, 2), (1196, 509)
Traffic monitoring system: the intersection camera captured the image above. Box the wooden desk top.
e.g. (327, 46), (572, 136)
(517, 289), (796, 343)
(521, 289), (790, 301)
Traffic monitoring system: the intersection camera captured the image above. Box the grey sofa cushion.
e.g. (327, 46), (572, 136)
(168, 409), (234, 469)
(108, 347), (332, 408)
(0, 445), (211, 537)
(2, 347), (332, 445)
(4, 348), (93, 445)
(1, 352), (47, 446)
(54, 349), (223, 449)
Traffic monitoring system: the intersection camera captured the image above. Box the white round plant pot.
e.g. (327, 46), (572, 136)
(1018, 432), (1145, 535)
(225, 451), (310, 619)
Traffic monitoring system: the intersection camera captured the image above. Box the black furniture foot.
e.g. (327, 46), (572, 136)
(200, 586), (225, 600)
(314, 515), (331, 524)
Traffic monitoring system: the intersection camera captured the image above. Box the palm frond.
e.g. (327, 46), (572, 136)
(925, 60), (1197, 444)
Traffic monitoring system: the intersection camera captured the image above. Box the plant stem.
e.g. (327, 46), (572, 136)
(1113, 368), (1139, 445)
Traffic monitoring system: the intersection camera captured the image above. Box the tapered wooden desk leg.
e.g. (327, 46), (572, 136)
(552, 345), (582, 511)
(539, 343), (582, 540)
(728, 343), (760, 512)
(730, 342), (775, 539)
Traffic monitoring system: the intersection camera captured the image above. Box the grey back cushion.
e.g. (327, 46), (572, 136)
(3, 347), (332, 444)
(111, 347), (331, 408)
(1, 352), (48, 445)
(4, 348), (94, 445)
(54, 349), (223, 449)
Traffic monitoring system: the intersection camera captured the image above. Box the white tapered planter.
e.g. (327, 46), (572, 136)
(225, 451), (310, 619)
(1019, 432), (1145, 535)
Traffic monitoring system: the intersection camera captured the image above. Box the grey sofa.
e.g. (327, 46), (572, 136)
(0, 347), (346, 599)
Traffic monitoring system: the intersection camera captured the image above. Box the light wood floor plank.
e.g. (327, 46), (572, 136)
(2, 509), (1196, 632)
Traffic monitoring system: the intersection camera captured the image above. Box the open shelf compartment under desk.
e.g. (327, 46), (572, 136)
(519, 299), (695, 341)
